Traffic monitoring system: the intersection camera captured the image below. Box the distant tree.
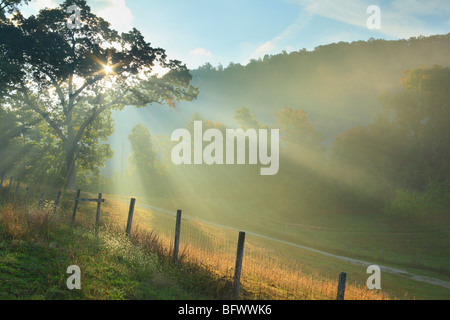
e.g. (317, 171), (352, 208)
(234, 106), (268, 130)
(274, 106), (324, 151)
(0, 108), (19, 170)
(128, 124), (158, 184)
(379, 65), (450, 188)
(0, 0), (198, 188)
(0, 99), (42, 178)
(197, 62), (216, 72)
(332, 66), (450, 191)
(331, 124), (400, 182)
(185, 111), (226, 133)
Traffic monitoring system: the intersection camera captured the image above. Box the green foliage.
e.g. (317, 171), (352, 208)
(185, 111), (227, 133)
(385, 181), (450, 217)
(0, 0), (198, 188)
(378, 66), (450, 189)
(330, 66), (450, 213)
(127, 123), (163, 195)
(0, 200), (232, 300)
(128, 124), (157, 171)
(234, 106), (268, 130)
(0, 0), (30, 21)
(275, 106), (325, 152)
(191, 34), (450, 142)
(114, 64), (450, 221)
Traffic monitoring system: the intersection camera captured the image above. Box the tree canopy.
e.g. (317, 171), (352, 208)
(332, 65), (450, 192)
(0, 0), (198, 187)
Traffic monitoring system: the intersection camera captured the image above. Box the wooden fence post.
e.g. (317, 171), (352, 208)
(233, 231), (246, 299)
(53, 191), (61, 214)
(125, 198), (136, 237)
(336, 272), (347, 300)
(38, 193), (44, 209)
(95, 193), (102, 233)
(173, 209), (182, 264)
(71, 190), (81, 226)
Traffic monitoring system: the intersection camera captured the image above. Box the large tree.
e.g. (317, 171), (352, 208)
(0, 0), (198, 188)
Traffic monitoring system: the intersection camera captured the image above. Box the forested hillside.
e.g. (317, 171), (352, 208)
(188, 34), (450, 142)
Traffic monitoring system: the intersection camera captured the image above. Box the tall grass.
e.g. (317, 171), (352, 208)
(0, 195), (233, 299)
(0, 204), (54, 243)
(103, 200), (392, 300)
(0, 187), (393, 300)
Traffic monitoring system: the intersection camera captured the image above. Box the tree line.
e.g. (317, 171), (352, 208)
(119, 65), (449, 218)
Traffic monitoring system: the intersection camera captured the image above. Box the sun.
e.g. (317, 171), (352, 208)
(104, 65), (114, 74)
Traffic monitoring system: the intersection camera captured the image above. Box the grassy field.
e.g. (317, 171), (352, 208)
(79, 196), (394, 300)
(0, 192), (232, 300)
(108, 194), (450, 300)
(1, 188), (449, 300)
(139, 196), (450, 271)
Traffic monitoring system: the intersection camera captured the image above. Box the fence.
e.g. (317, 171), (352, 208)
(0, 174), (61, 211)
(116, 204), (386, 300)
(0, 171), (389, 300)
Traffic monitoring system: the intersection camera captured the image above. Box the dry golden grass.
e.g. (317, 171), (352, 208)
(0, 194), (392, 300)
(0, 203), (54, 242)
(102, 199), (392, 300)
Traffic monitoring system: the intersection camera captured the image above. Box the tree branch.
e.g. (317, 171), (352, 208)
(70, 75), (104, 107)
(53, 81), (67, 112)
(73, 90), (128, 146)
(19, 87), (67, 144)
(0, 1), (8, 11)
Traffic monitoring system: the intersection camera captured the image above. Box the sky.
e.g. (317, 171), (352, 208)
(22, 0), (450, 69)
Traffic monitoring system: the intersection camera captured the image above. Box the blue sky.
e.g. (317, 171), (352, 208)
(24, 0), (450, 69)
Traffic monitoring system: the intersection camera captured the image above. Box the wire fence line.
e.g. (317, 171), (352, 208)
(116, 194), (449, 273)
(0, 171), (392, 300)
(0, 174), (61, 210)
(117, 199), (391, 300)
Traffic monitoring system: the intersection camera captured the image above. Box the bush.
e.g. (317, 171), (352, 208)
(385, 181), (450, 217)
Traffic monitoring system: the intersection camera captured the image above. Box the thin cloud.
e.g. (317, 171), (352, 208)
(245, 9), (314, 64)
(294, 0), (448, 39)
(95, 0), (134, 33)
(185, 47), (215, 69)
(189, 47), (212, 57)
(248, 41), (275, 60)
(31, 0), (58, 11)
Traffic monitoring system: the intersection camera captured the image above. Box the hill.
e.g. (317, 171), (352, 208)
(104, 33), (450, 174)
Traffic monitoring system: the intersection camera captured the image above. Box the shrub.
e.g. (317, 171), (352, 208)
(385, 180), (450, 217)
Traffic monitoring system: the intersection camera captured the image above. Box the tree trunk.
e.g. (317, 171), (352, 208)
(64, 142), (77, 190)
(65, 102), (77, 190)
(65, 157), (76, 189)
